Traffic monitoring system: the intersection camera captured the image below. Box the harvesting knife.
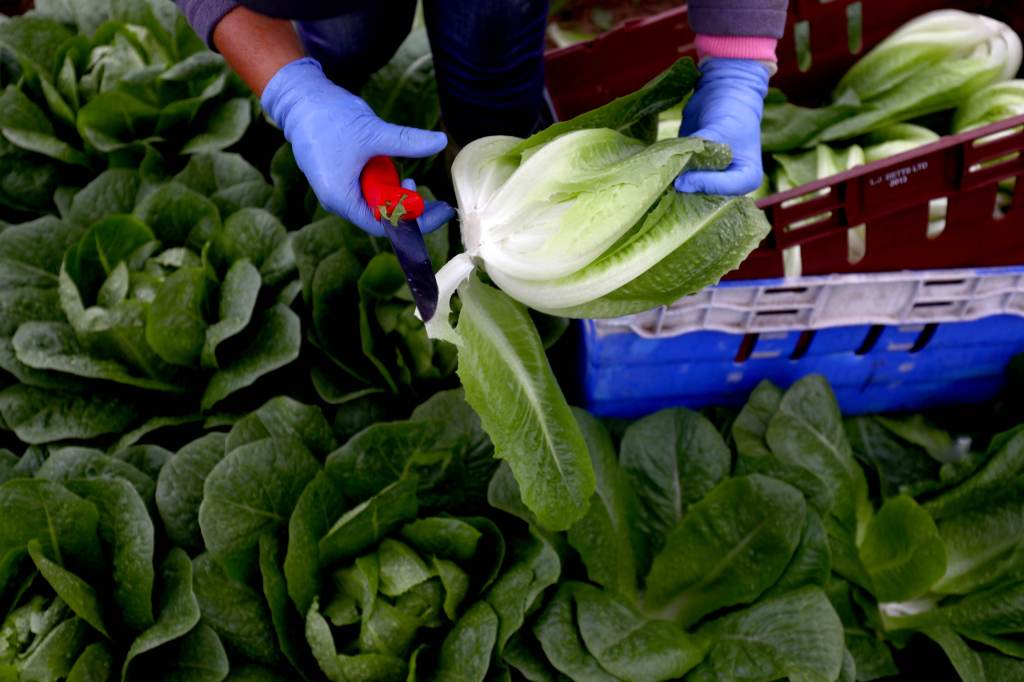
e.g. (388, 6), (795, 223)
(359, 155), (439, 322)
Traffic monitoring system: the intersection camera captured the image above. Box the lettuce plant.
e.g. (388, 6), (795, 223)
(0, 154), (302, 447)
(291, 197), (457, 410)
(0, 0), (255, 218)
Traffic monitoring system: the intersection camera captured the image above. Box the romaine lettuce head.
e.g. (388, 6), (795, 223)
(425, 58), (771, 341)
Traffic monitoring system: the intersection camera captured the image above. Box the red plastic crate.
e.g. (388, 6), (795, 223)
(544, 0), (1024, 278)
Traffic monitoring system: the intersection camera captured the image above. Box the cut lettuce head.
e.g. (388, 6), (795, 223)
(763, 10), (1023, 150)
(425, 58), (771, 342)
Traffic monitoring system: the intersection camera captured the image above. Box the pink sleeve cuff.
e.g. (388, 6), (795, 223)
(695, 34), (779, 62)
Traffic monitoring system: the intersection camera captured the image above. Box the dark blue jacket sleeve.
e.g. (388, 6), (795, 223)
(688, 0), (789, 38)
(175, 0), (240, 46)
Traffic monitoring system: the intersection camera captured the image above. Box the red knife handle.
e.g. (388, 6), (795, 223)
(359, 155), (425, 222)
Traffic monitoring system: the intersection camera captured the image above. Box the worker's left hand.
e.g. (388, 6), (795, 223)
(674, 58), (770, 196)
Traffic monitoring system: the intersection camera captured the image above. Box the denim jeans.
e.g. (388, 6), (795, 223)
(296, 0), (550, 146)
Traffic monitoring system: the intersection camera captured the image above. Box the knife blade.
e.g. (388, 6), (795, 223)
(381, 219), (438, 322)
(360, 155), (439, 321)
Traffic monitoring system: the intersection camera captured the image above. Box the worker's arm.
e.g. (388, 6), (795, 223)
(212, 6), (304, 95)
(174, 3), (453, 236)
(674, 0), (789, 196)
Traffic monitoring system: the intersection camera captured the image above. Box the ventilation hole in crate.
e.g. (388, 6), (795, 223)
(781, 186), (831, 210)
(927, 197), (948, 239)
(910, 323), (938, 353)
(734, 333), (757, 363)
(794, 21), (812, 72)
(923, 278), (965, 288)
(968, 151), (1021, 174)
(846, 2), (863, 54)
(912, 301), (956, 314)
(971, 125), (1024, 148)
(855, 325), (883, 355)
(995, 177), (1016, 219)
(764, 286), (809, 296)
(790, 330), (815, 360)
(785, 211), (832, 232)
(847, 223), (866, 264)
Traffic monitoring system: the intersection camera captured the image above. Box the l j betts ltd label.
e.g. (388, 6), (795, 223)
(868, 161), (929, 188)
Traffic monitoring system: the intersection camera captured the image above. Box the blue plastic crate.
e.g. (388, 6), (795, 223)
(579, 268), (1024, 417)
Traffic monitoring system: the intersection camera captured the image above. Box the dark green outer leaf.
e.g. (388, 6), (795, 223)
(455, 275), (594, 532)
(324, 419), (455, 507)
(122, 548), (201, 682)
(765, 375), (870, 533)
(66, 478), (155, 632)
(509, 58), (699, 156)
(846, 416), (942, 499)
(36, 446), (154, 502)
(161, 623), (231, 682)
(182, 97), (252, 154)
(764, 507), (831, 598)
(731, 380), (782, 462)
(0, 384), (141, 445)
(688, 587), (845, 682)
(924, 428), (1024, 520)
(0, 216), (83, 289)
(258, 532), (308, 680)
(67, 169), (141, 228)
(620, 407), (730, 578)
(400, 517), (482, 562)
(156, 433), (228, 550)
(28, 540), (109, 638)
(925, 628), (986, 682)
(201, 304), (301, 411)
(934, 483), (1024, 595)
(485, 529), (561, 654)
(202, 259), (261, 370)
(433, 601), (499, 682)
(0, 478), (101, 593)
(533, 583), (619, 682)
(284, 470), (349, 615)
(67, 643), (113, 682)
(568, 408), (636, 599)
(12, 320), (182, 392)
(858, 495), (946, 602)
(192, 552), (279, 665)
(644, 474), (805, 627)
(199, 437), (320, 581)
(225, 396), (336, 459)
(0, 286), (63, 338)
(145, 265), (213, 367)
(317, 477), (418, 566)
(575, 583), (704, 682)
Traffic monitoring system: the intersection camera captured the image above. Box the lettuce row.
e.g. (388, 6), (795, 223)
(0, 0), (257, 218)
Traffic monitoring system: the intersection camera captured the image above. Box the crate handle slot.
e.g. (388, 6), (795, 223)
(790, 330), (815, 360)
(909, 323), (938, 353)
(855, 325), (883, 355)
(734, 333), (758, 363)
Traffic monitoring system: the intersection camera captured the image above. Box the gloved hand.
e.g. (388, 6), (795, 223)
(261, 58), (455, 237)
(674, 58), (770, 196)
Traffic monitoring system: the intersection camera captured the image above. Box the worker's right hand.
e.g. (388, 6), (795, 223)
(260, 57), (450, 237)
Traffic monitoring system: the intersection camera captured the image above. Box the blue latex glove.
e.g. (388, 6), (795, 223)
(261, 58), (455, 237)
(674, 58), (770, 196)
